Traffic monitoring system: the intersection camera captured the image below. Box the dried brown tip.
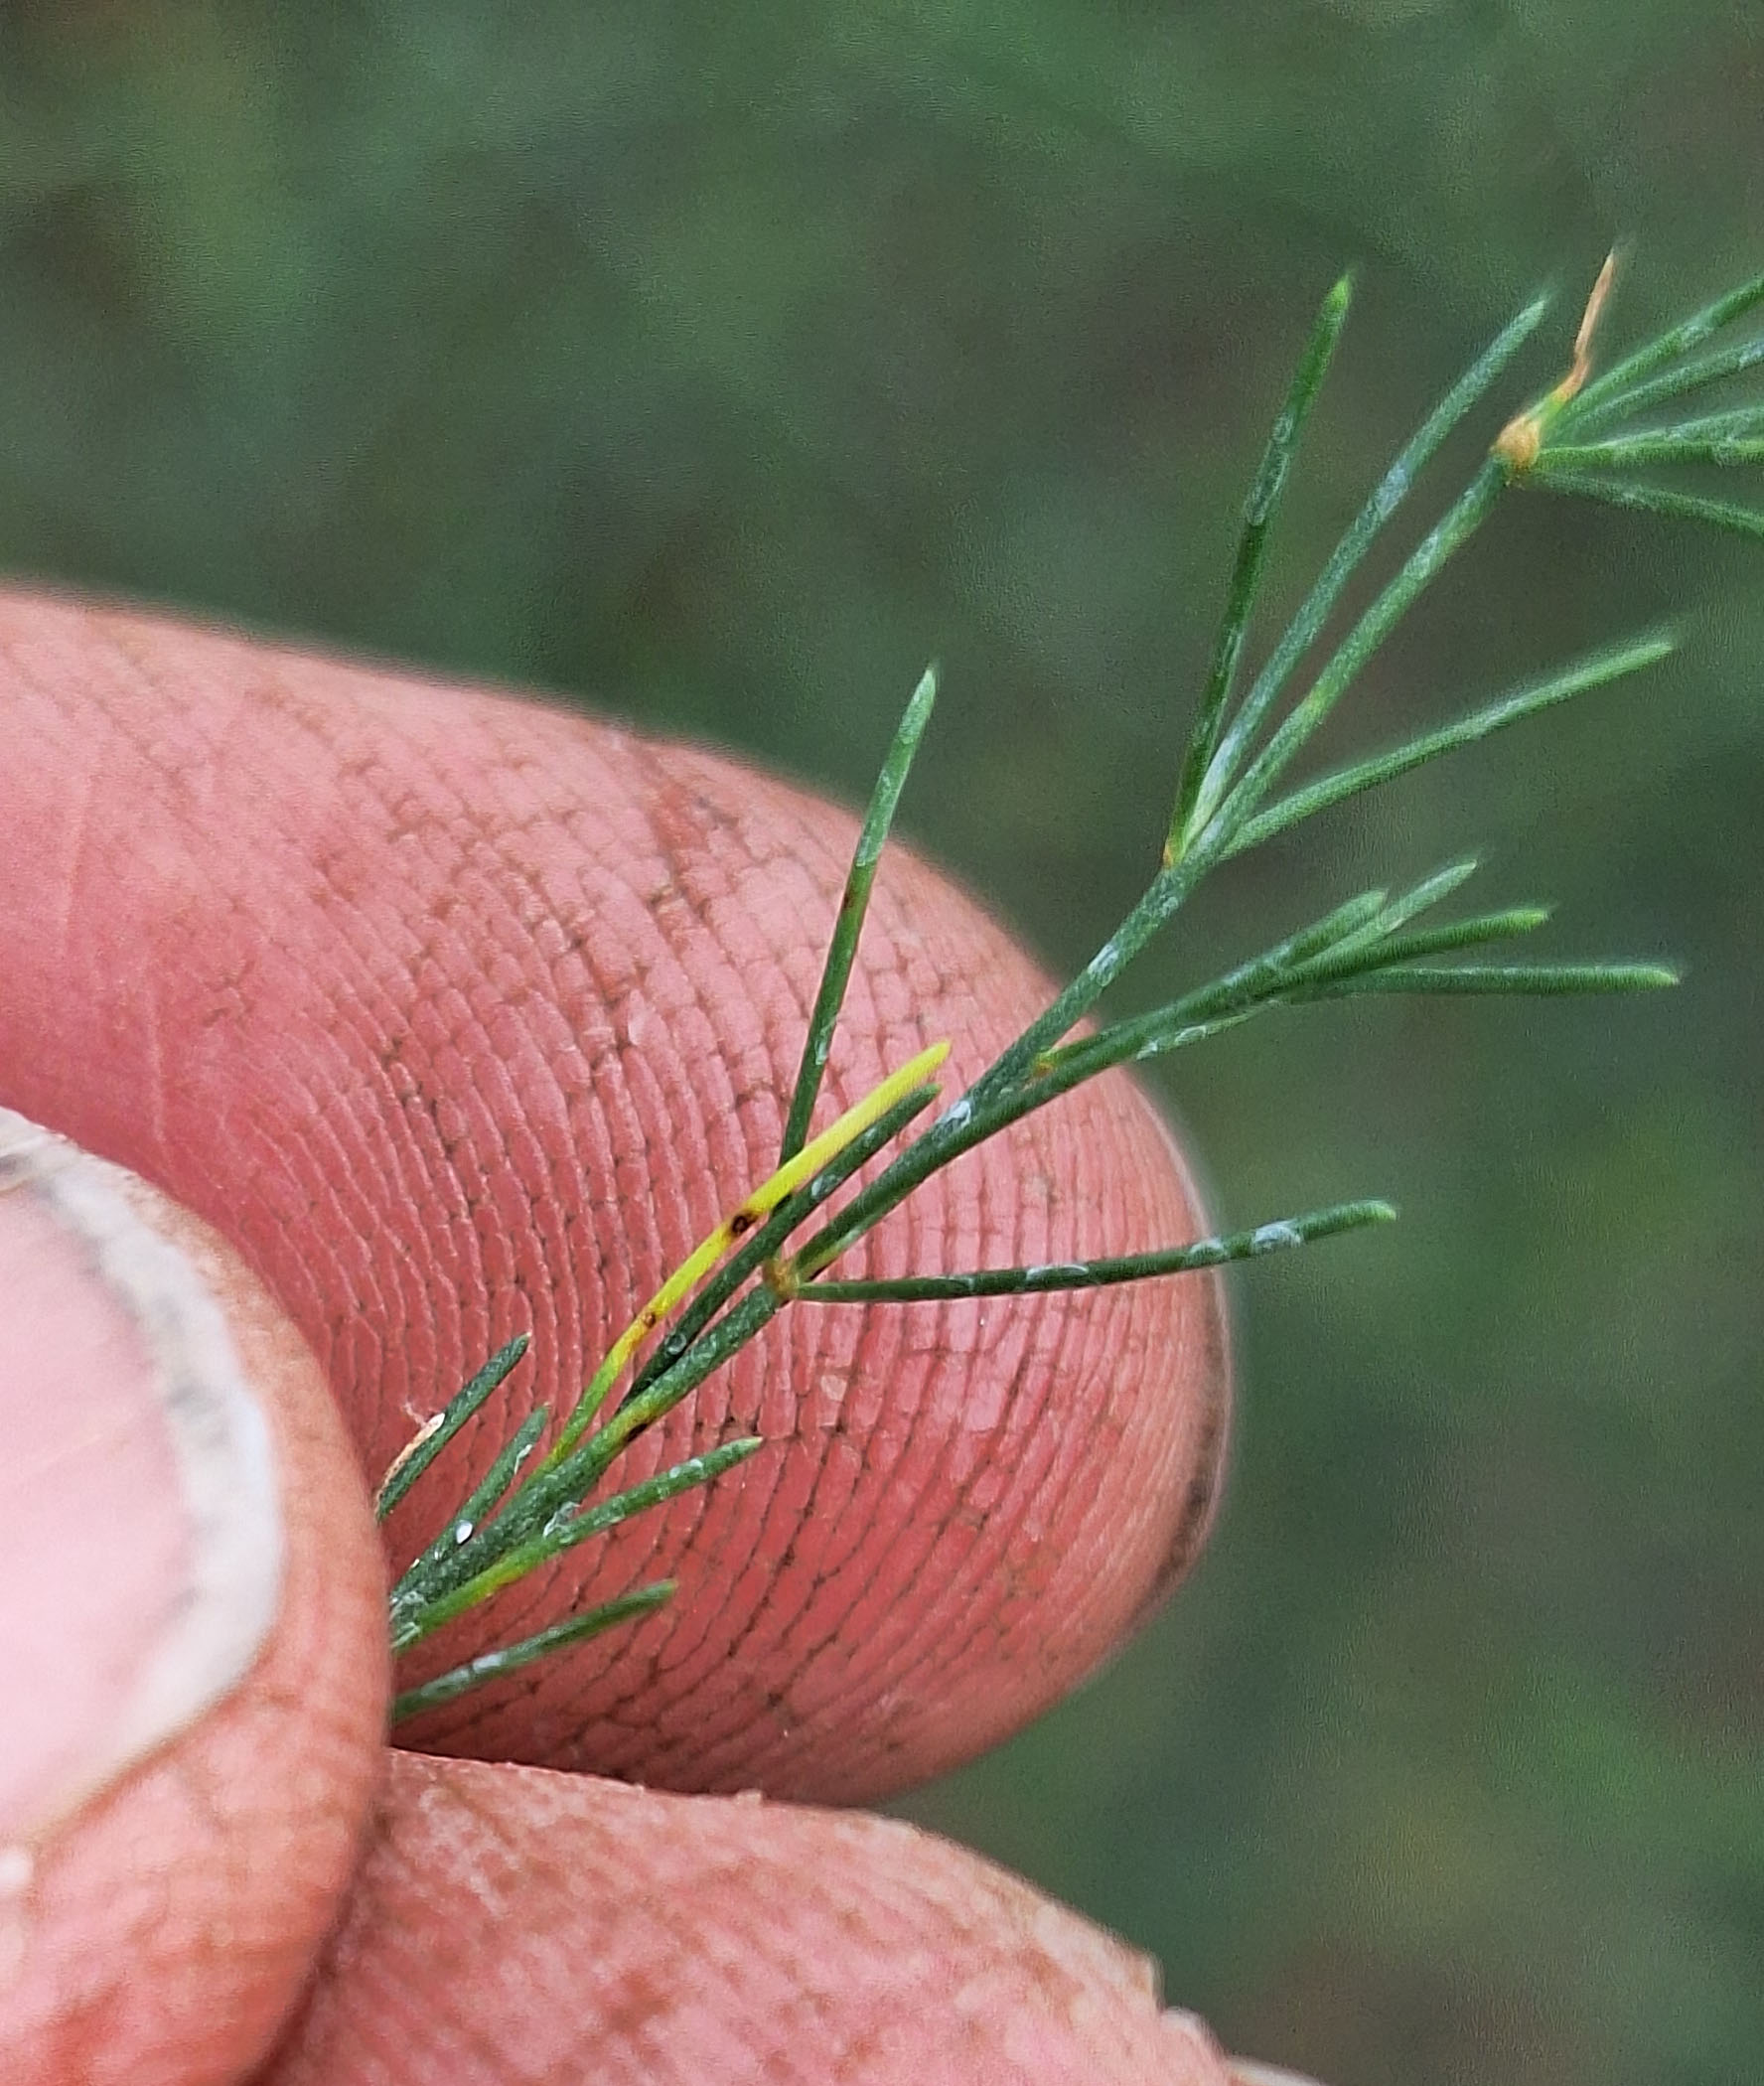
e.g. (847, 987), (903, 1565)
(1495, 248), (1620, 473)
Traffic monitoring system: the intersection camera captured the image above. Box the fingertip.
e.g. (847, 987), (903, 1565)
(0, 591), (1233, 1803)
(260, 1751), (1238, 2086)
(0, 1120), (387, 2085)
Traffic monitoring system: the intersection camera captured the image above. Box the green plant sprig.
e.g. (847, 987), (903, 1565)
(1499, 254), (1764, 544)
(382, 255), (1759, 1718)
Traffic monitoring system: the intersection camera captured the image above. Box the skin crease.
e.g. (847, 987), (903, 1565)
(0, 589), (1253, 2082)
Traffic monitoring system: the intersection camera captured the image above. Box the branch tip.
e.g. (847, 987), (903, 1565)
(1496, 249), (1621, 472)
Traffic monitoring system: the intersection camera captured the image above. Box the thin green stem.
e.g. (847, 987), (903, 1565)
(392, 1438), (763, 1654)
(1038, 876), (1530, 1082)
(800, 1200), (1396, 1304)
(1037, 886), (1403, 1084)
(1565, 264), (1764, 423)
(1526, 471), (1764, 544)
(1562, 333), (1764, 433)
(1355, 861), (1481, 939)
(789, 864), (1487, 1284)
(391, 1088), (934, 1623)
(1180, 296), (1550, 846)
(374, 1333), (529, 1522)
(1538, 436), (1764, 470)
(388, 1404), (550, 1612)
(1296, 907), (1550, 984)
(624, 1087), (937, 1405)
(1561, 405), (1764, 449)
(787, 854), (1210, 1276)
(1212, 460), (1509, 841)
(1220, 634), (1675, 858)
(541, 1050), (945, 1471)
(779, 665), (937, 1162)
(1300, 962), (1677, 998)
(431, 1290), (784, 1627)
(785, 885), (1401, 1283)
(1169, 274), (1353, 854)
(957, 441), (1528, 1108)
(391, 1581), (678, 1721)
(777, 978), (1157, 1281)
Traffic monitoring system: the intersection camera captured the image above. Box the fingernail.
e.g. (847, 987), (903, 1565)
(0, 1109), (283, 1846)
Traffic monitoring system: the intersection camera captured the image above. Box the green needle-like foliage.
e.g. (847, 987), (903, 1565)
(389, 1581), (681, 1723)
(777, 663), (938, 1164)
(1561, 263), (1764, 424)
(382, 255), (1761, 1716)
(1219, 634), (1676, 859)
(1176, 290), (1552, 850)
(1527, 471), (1764, 544)
(1509, 257), (1764, 540)
(373, 1332), (530, 1522)
(1169, 272), (1353, 854)
(800, 1200), (1397, 1307)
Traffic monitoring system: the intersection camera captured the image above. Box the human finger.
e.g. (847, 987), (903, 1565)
(0, 590), (1227, 1802)
(256, 1748), (1237, 2086)
(0, 1119), (387, 2085)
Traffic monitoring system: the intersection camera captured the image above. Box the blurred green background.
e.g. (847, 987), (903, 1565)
(2, 7), (1759, 2082)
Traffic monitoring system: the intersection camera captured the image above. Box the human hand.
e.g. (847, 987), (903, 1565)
(0, 591), (1298, 2083)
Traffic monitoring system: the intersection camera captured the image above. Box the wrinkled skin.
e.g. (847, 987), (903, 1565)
(0, 592), (1263, 2083)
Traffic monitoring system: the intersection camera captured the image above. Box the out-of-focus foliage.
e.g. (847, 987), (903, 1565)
(1, 8), (1758, 2083)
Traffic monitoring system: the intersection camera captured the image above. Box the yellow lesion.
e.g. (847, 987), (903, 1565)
(542, 1037), (950, 1466)
(1495, 249), (1619, 473)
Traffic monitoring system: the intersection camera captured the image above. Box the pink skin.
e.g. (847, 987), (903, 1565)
(261, 1753), (1232, 2086)
(0, 590), (1247, 2082)
(0, 1184), (389, 2086)
(0, 1186), (190, 1838)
